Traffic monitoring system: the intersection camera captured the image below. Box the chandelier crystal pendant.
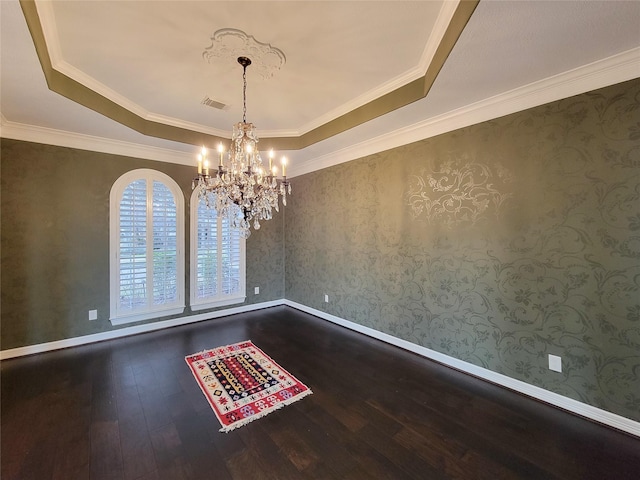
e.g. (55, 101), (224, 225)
(193, 56), (291, 238)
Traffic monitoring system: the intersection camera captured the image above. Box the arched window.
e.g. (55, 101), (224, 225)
(110, 169), (185, 324)
(190, 188), (246, 310)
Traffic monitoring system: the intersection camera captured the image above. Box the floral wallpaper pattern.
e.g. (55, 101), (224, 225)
(406, 155), (513, 227)
(0, 142), (284, 349)
(285, 78), (640, 422)
(2, 79), (638, 424)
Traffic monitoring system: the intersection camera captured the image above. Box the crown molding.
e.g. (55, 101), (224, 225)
(22, 0), (478, 151)
(295, 0), (462, 136)
(418, 1), (462, 76)
(3, 47), (637, 175)
(34, 0), (230, 138)
(33, 0), (461, 139)
(289, 47), (640, 178)
(0, 117), (194, 166)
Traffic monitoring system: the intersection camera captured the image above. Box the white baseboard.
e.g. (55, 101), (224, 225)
(283, 300), (640, 438)
(3, 299), (639, 437)
(0, 300), (282, 360)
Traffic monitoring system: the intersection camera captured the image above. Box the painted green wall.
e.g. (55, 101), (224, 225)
(0, 141), (284, 349)
(285, 78), (640, 422)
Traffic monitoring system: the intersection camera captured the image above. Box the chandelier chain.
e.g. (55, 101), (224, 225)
(193, 56), (291, 238)
(242, 65), (247, 124)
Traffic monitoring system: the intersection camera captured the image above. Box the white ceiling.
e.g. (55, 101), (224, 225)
(2, 0), (639, 177)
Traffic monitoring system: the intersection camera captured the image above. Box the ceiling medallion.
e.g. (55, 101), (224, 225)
(203, 28), (286, 80)
(193, 57), (291, 238)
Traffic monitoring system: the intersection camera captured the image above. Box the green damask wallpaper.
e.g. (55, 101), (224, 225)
(2, 79), (638, 422)
(285, 78), (640, 422)
(1, 141), (284, 349)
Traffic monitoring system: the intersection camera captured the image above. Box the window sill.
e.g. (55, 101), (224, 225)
(110, 305), (185, 326)
(190, 295), (246, 312)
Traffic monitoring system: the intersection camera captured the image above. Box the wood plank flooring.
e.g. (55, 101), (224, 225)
(2, 306), (639, 479)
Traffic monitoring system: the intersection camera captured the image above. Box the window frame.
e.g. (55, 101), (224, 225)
(109, 169), (185, 325)
(189, 187), (246, 311)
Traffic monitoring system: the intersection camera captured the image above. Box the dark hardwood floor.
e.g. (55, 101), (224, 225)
(2, 306), (639, 479)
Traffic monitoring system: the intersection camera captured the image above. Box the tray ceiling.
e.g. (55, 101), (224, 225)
(1, 1), (639, 175)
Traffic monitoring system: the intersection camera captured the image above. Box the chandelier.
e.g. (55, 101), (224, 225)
(193, 56), (291, 238)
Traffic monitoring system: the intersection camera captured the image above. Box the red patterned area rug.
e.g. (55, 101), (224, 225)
(185, 340), (312, 432)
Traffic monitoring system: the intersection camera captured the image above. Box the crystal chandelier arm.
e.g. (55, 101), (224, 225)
(192, 56), (291, 238)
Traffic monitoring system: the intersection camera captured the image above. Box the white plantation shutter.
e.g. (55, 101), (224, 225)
(221, 213), (242, 295)
(119, 179), (147, 310)
(110, 170), (184, 324)
(195, 199), (219, 299)
(152, 181), (178, 305)
(191, 189), (245, 310)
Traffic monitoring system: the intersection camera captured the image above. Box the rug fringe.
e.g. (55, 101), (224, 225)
(186, 340), (312, 433)
(184, 339), (254, 361)
(219, 389), (313, 433)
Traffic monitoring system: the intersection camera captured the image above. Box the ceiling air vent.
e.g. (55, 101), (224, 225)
(201, 96), (229, 110)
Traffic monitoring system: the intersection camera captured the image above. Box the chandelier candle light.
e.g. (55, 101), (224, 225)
(193, 56), (291, 238)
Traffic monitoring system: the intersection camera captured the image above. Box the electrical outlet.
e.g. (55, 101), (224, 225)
(548, 354), (562, 372)
(324, 294), (329, 303)
(254, 286), (260, 295)
(89, 309), (98, 321)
